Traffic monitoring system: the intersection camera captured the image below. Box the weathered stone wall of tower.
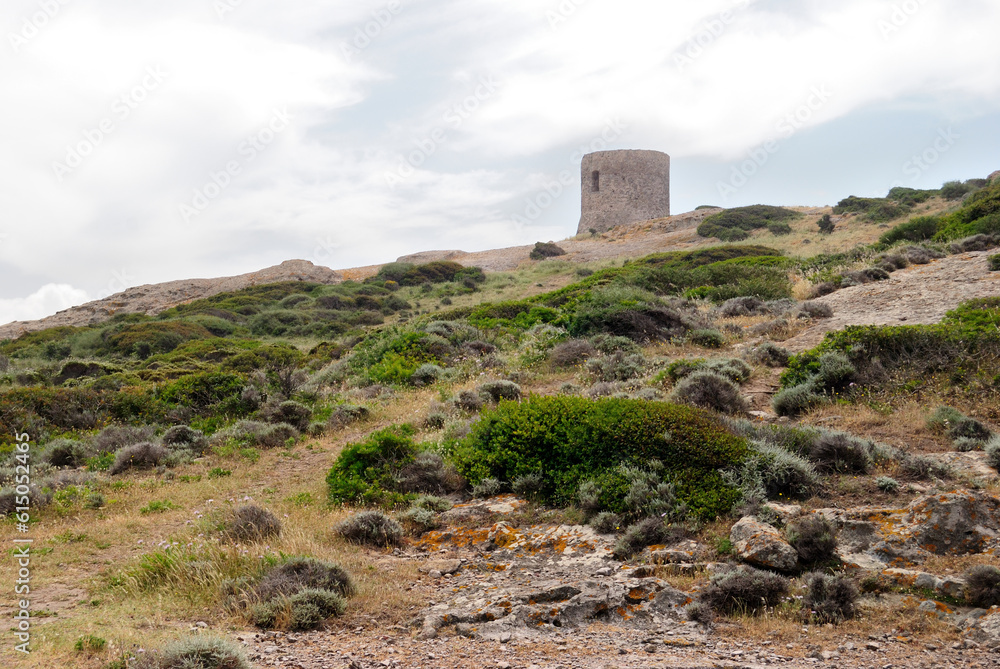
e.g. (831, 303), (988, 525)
(578, 150), (671, 234)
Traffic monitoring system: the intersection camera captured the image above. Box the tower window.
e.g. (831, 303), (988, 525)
(592, 170), (600, 192)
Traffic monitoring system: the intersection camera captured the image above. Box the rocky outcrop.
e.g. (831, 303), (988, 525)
(729, 517), (798, 572)
(988, 170), (1000, 184)
(0, 260), (343, 340)
(820, 491), (1000, 569)
(417, 577), (695, 641)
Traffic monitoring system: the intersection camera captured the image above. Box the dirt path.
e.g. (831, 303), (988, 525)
(783, 250), (1000, 352)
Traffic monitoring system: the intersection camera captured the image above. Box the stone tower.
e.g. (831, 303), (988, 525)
(578, 149), (671, 234)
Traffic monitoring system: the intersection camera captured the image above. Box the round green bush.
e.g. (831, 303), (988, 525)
(452, 395), (748, 520)
(669, 371), (747, 415)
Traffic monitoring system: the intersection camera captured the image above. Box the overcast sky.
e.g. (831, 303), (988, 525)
(2, 0), (999, 325)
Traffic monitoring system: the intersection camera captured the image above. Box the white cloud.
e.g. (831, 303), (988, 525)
(0, 284), (90, 325)
(1, 0), (999, 326)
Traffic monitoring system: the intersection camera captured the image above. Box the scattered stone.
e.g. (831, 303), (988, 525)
(729, 516), (798, 572)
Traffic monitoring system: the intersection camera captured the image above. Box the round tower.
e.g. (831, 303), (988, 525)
(578, 149), (671, 234)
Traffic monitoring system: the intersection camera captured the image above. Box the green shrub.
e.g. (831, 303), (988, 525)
(964, 565), (1000, 608)
(226, 505), (282, 543)
(787, 515), (838, 565)
(400, 506), (439, 534)
(410, 363), (445, 386)
(990, 254), (1000, 271)
(396, 451), (463, 495)
(949, 416), (992, 442)
(335, 510), (403, 547)
(578, 480), (603, 512)
(252, 588), (347, 631)
(698, 566), (790, 615)
(325, 425), (418, 507)
(697, 206), (801, 241)
(162, 425), (209, 455)
(767, 221), (792, 236)
(879, 216), (940, 246)
(833, 196), (908, 223)
(549, 339), (596, 367)
(568, 285), (694, 342)
(410, 495), (452, 512)
(44, 439), (89, 468)
(530, 242), (566, 260)
(451, 395), (748, 520)
(512, 472), (544, 499)
(817, 214), (835, 234)
(927, 405), (965, 430)
(132, 636), (251, 669)
(327, 404), (370, 429)
(218, 420), (299, 449)
(801, 573), (858, 624)
(669, 371), (747, 415)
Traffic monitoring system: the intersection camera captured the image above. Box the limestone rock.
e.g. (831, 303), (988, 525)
(729, 517), (798, 572)
(419, 559), (463, 576)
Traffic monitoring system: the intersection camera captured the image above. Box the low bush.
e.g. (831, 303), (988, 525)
(987, 436), (1000, 470)
(749, 343), (790, 368)
(809, 432), (871, 474)
(472, 477), (503, 498)
(801, 573), (859, 623)
(797, 302), (833, 319)
(685, 601), (715, 625)
(396, 451), (463, 494)
(697, 205), (801, 242)
(454, 390), (484, 413)
(699, 566), (790, 615)
(410, 495), (452, 512)
(879, 216), (940, 246)
(949, 416), (992, 442)
(743, 443), (819, 500)
(93, 425), (156, 454)
(255, 557), (355, 601)
(44, 439), (89, 468)
(478, 380), (522, 403)
(787, 515), (838, 565)
(335, 510), (403, 547)
(326, 426), (420, 507)
(410, 363), (445, 386)
(451, 395), (748, 520)
(876, 476), (900, 493)
(612, 517), (677, 559)
(530, 242), (567, 260)
(252, 588), (347, 631)
(688, 329), (725, 349)
(899, 454), (950, 480)
(549, 339), (596, 367)
(226, 505), (282, 543)
(132, 636), (251, 669)
(669, 371), (747, 415)
(109, 442), (169, 475)
(327, 404), (370, 429)
(817, 214), (835, 234)
(719, 296), (766, 317)
(162, 425), (209, 455)
(964, 565), (1000, 608)
(767, 221), (792, 236)
(586, 351), (646, 382)
(218, 420), (299, 449)
(990, 254), (1000, 271)
(590, 511), (621, 534)
(512, 472), (545, 499)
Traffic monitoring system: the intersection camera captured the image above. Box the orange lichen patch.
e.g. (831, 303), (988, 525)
(483, 563), (508, 572)
(626, 586), (657, 603)
(416, 526), (491, 551)
(663, 638), (699, 647)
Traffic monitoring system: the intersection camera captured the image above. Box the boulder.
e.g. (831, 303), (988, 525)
(968, 610), (1000, 648)
(419, 559), (463, 576)
(730, 517), (798, 572)
(887, 491), (1000, 557)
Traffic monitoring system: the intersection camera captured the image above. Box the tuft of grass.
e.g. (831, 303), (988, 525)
(131, 635), (251, 669)
(74, 634), (107, 652)
(786, 515), (838, 566)
(698, 566), (790, 616)
(140, 500), (181, 515)
(225, 505), (282, 543)
(801, 572), (859, 624)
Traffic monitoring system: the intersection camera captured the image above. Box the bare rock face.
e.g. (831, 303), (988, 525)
(885, 491), (1000, 556)
(0, 259), (342, 340)
(729, 517), (798, 572)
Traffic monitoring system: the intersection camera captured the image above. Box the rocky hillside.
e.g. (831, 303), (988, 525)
(0, 260), (343, 340)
